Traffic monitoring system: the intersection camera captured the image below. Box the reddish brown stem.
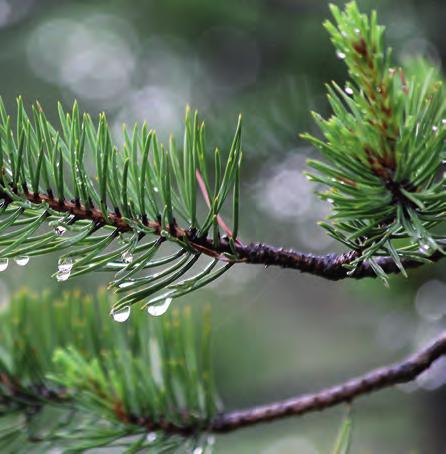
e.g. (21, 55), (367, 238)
(0, 189), (440, 280)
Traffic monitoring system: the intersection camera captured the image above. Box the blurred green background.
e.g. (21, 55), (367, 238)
(1, 0), (446, 452)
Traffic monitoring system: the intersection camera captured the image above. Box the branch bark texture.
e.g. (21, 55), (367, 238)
(2, 189), (441, 281)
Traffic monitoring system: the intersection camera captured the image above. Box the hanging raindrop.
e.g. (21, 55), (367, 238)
(336, 50), (346, 60)
(57, 257), (73, 282)
(55, 226), (67, 236)
(112, 305), (131, 323)
(56, 269), (71, 282)
(345, 86), (354, 96)
(119, 281), (134, 289)
(14, 256), (29, 266)
(121, 250), (134, 264)
(58, 257), (73, 273)
(146, 432), (157, 443)
(147, 297), (172, 317)
(419, 240), (432, 255)
(0, 258), (8, 272)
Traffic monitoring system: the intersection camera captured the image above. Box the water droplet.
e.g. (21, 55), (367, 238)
(354, 28), (360, 35)
(119, 281), (134, 289)
(0, 258), (8, 272)
(345, 86), (354, 96)
(112, 306), (131, 323)
(327, 198), (334, 204)
(153, 186), (159, 193)
(121, 250), (133, 264)
(419, 241), (432, 255)
(14, 256), (29, 266)
(442, 119), (446, 126)
(58, 257), (73, 273)
(147, 297), (172, 317)
(336, 50), (346, 60)
(146, 432), (157, 443)
(207, 435), (216, 446)
(56, 257), (73, 282)
(193, 448), (203, 454)
(432, 125), (438, 132)
(55, 226), (66, 236)
(56, 269), (71, 282)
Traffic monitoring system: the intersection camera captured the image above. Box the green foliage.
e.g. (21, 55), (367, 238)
(331, 410), (353, 454)
(303, 1), (446, 282)
(0, 99), (242, 311)
(0, 290), (217, 452)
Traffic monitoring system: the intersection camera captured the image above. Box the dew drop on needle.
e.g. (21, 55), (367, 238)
(112, 305), (131, 323)
(147, 297), (172, 317)
(14, 256), (29, 266)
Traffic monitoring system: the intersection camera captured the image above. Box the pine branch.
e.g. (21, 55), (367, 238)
(4, 181), (442, 280)
(0, 0), (445, 316)
(1, 179), (439, 281)
(211, 331), (446, 431)
(3, 290), (446, 443)
(229, 243), (441, 280)
(0, 99), (243, 314)
(303, 1), (446, 284)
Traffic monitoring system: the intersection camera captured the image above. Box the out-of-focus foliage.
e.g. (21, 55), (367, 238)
(0, 290), (217, 452)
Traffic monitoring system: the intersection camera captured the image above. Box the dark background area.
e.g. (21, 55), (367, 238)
(1, 0), (446, 452)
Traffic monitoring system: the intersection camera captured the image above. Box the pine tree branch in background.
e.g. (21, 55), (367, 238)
(3, 290), (446, 446)
(211, 331), (446, 431)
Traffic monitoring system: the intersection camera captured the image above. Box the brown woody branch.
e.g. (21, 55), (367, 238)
(4, 333), (446, 436)
(210, 332), (446, 432)
(1, 188), (441, 281)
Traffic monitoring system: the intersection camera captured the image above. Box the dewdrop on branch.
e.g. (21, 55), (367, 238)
(56, 257), (73, 282)
(147, 297), (172, 317)
(112, 305), (131, 323)
(146, 432), (157, 443)
(14, 256), (29, 266)
(121, 250), (134, 264)
(54, 226), (66, 236)
(0, 258), (8, 272)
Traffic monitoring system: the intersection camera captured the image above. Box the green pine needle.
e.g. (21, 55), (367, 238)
(0, 99), (242, 311)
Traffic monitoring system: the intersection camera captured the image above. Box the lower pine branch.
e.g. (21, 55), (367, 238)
(210, 331), (446, 431)
(3, 332), (446, 436)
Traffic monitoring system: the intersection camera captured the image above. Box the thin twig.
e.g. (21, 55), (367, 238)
(195, 170), (239, 242)
(211, 332), (446, 431)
